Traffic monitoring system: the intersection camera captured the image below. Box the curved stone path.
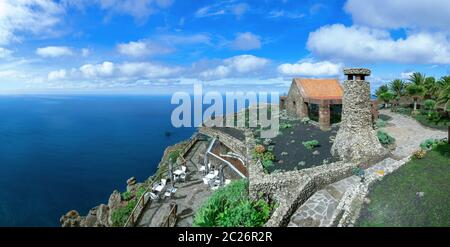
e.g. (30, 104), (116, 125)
(288, 111), (447, 227)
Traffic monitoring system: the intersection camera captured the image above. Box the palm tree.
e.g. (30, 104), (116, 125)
(389, 79), (406, 97)
(375, 84), (389, 98)
(408, 72), (426, 86)
(424, 76), (438, 99)
(406, 84), (425, 111)
(379, 91), (395, 108)
(437, 76), (450, 111)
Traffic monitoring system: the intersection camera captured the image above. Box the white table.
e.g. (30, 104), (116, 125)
(153, 185), (164, 192)
(173, 170), (184, 176)
(205, 173), (216, 180)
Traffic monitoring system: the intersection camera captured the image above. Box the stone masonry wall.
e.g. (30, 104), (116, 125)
(245, 129), (359, 226)
(199, 127), (246, 156)
(331, 78), (388, 163)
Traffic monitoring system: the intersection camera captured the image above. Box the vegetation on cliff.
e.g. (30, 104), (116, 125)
(193, 180), (273, 227)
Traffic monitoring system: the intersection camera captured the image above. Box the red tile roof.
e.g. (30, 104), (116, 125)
(294, 78), (343, 100)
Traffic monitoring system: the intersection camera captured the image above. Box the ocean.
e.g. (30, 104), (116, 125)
(0, 95), (196, 226)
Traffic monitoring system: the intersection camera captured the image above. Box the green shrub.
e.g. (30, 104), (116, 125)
(110, 199), (137, 227)
(280, 122), (293, 129)
(193, 180), (273, 227)
(121, 191), (133, 201)
(393, 107), (412, 115)
(420, 139), (443, 150)
(424, 99), (436, 111)
(135, 186), (147, 199)
(377, 130), (395, 146)
(302, 140), (320, 150)
(300, 117), (310, 124)
(253, 149), (275, 173)
(168, 150), (181, 162)
(426, 111), (442, 123)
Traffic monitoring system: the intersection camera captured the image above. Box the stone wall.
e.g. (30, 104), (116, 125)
(286, 82), (308, 118)
(199, 127), (246, 156)
(245, 129), (359, 227)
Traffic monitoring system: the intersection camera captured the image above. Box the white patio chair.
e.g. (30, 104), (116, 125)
(211, 184), (219, 190)
(180, 173), (186, 182)
(181, 166), (187, 172)
(202, 177), (209, 185)
(213, 170), (219, 177)
(149, 192), (158, 200)
(161, 179), (167, 186)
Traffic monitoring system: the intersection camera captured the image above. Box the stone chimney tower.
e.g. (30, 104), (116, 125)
(331, 68), (388, 163)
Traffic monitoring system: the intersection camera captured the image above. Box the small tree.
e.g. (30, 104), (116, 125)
(424, 99), (436, 114)
(375, 85), (389, 98)
(406, 84), (424, 111)
(378, 91), (395, 108)
(389, 79), (406, 97)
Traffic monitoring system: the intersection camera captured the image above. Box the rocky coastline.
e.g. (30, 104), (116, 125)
(60, 139), (190, 227)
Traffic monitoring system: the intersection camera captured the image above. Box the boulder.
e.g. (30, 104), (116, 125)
(127, 177), (137, 186)
(108, 190), (122, 211)
(126, 177), (138, 192)
(60, 210), (82, 227)
(96, 204), (110, 227)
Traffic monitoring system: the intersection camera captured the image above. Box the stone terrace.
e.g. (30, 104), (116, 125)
(136, 139), (213, 227)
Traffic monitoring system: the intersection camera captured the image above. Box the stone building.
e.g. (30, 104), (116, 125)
(285, 78), (343, 130)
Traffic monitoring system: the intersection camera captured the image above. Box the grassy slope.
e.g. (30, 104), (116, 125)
(357, 143), (450, 227)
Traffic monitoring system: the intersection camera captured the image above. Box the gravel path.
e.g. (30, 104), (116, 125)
(288, 111), (447, 227)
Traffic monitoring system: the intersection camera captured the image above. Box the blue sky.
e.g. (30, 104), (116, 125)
(0, 0), (449, 94)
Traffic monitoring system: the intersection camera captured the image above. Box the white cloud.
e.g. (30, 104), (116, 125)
(0, 0), (64, 45)
(199, 55), (270, 80)
(195, 6), (225, 18)
(230, 32), (261, 51)
(80, 61), (115, 78)
(195, 2), (248, 19)
(344, 0), (450, 32)
(118, 62), (181, 78)
(117, 40), (173, 57)
(81, 48), (90, 57)
(307, 24), (450, 64)
(199, 65), (231, 80)
(268, 10), (305, 19)
(277, 61), (342, 76)
(0, 47), (13, 58)
(231, 3), (249, 19)
(48, 69), (67, 81)
(224, 55), (269, 73)
(36, 46), (74, 58)
(157, 34), (211, 46)
(400, 71), (414, 79)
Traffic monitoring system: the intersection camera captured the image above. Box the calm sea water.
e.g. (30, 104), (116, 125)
(0, 95), (196, 226)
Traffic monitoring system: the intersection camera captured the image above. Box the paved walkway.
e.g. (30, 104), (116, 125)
(288, 111), (447, 227)
(136, 140), (213, 227)
(380, 110), (446, 158)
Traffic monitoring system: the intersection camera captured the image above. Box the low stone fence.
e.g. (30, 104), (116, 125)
(335, 155), (412, 226)
(245, 129), (359, 226)
(199, 127), (246, 156)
